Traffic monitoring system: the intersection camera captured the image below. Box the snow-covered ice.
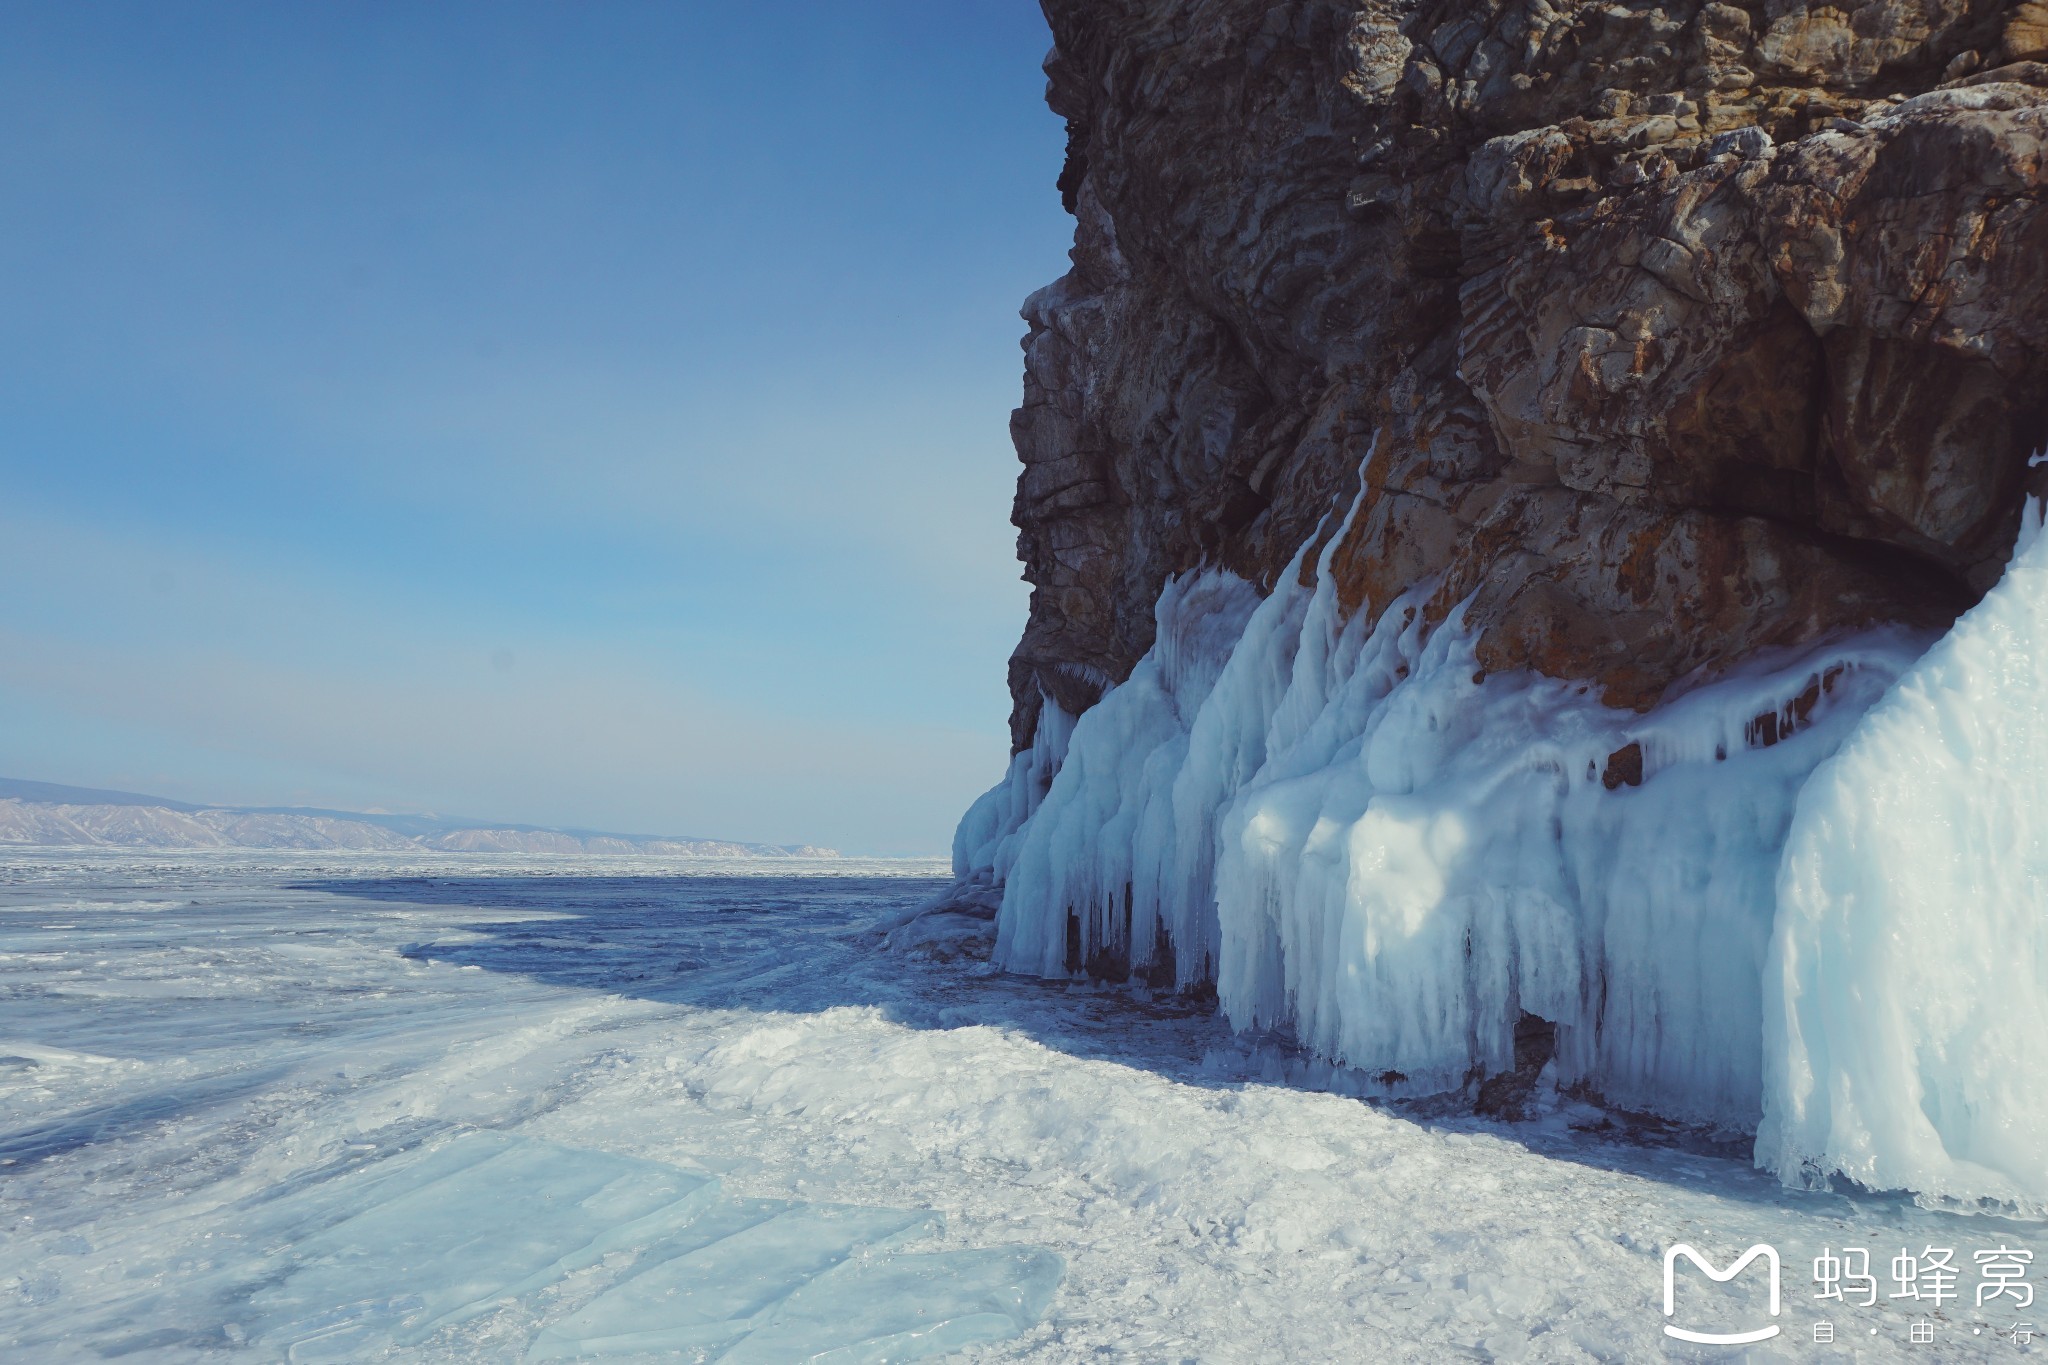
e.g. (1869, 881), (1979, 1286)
(3, 850), (2041, 1360)
(0, 853), (1056, 1362)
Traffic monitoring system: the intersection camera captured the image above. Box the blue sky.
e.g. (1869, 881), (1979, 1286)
(0, 1), (1069, 855)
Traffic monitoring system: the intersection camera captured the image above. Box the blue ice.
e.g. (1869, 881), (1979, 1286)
(240, 1130), (1058, 1361)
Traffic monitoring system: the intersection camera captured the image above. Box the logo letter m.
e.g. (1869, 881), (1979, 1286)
(1663, 1243), (1782, 1344)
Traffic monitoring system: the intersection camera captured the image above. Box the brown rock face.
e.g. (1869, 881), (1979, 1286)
(1006, 0), (2048, 743)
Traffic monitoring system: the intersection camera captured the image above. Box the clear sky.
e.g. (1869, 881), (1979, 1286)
(0, 1), (1070, 855)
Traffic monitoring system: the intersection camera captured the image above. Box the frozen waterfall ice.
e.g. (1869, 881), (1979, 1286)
(958, 478), (2048, 1203)
(1759, 497), (2048, 1209)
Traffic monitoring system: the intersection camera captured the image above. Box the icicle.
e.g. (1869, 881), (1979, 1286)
(962, 449), (1946, 1145)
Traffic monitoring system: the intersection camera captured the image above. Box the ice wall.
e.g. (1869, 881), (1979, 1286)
(962, 496), (1931, 1130)
(1758, 499), (2048, 1209)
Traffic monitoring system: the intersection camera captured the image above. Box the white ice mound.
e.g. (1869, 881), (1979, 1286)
(966, 488), (1931, 1128)
(1759, 499), (2048, 1208)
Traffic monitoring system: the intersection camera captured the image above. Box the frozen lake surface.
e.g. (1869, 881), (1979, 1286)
(1, 851), (2041, 1361)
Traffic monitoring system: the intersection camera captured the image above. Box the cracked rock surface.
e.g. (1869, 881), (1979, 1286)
(1006, 0), (2048, 738)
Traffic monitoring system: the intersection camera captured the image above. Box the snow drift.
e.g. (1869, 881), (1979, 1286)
(957, 479), (2048, 1203)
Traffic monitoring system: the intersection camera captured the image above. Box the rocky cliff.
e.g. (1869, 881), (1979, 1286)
(949, 1), (2048, 1192)
(1008, 0), (2047, 738)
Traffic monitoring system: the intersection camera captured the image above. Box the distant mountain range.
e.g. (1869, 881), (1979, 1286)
(0, 778), (835, 857)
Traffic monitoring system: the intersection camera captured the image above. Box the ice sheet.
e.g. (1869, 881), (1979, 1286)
(528, 1200), (943, 1359)
(2, 850), (2039, 1361)
(0, 854), (1056, 1362)
(252, 1131), (719, 1355)
(721, 1246), (1066, 1364)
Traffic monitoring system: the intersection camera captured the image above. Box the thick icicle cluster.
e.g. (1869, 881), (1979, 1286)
(1759, 499), (2048, 1208)
(961, 475), (2048, 1203)
(959, 494), (1931, 1133)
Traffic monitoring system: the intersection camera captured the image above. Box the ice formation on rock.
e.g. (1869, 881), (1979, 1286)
(961, 492), (1934, 1132)
(954, 692), (1076, 901)
(978, 0), (2048, 1209)
(1759, 497), (2048, 1209)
